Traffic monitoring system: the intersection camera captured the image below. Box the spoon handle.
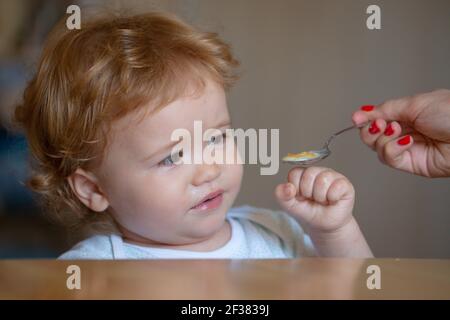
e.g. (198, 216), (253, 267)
(324, 122), (369, 149)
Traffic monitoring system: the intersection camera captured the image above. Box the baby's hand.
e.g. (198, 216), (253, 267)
(275, 167), (355, 233)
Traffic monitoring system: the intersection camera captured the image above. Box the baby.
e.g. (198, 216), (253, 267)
(14, 12), (372, 259)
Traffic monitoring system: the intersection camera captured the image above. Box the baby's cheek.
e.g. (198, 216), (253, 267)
(226, 163), (243, 194)
(132, 191), (182, 227)
(130, 178), (178, 212)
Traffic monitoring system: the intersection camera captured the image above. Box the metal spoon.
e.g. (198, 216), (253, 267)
(282, 122), (369, 166)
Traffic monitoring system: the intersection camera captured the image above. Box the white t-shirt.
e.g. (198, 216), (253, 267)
(58, 205), (317, 259)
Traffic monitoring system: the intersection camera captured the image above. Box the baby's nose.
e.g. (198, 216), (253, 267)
(192, 163), (221, 186)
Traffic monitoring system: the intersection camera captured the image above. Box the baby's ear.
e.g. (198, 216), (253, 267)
(67, 168), (109, 212)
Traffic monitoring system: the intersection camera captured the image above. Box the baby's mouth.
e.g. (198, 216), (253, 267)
(191, 189), (224, 210)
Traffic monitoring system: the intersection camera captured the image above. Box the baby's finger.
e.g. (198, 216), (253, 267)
(275, 182), (304, 215)
(359, 119), (387, 151)
(326, 178), (354, 204)
(374, 121), (402, 163)
(381, 134), (414, 169)
(275, 182), (296, 202)
(286, 167), (306, 192)
(312, 170), (336, 205)
(299, 167), (331, 200)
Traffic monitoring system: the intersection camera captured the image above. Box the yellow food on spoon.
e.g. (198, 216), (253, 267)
(283, 151), (319, 161)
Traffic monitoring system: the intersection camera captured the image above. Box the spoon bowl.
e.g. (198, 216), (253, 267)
(282, 148), (330, 166)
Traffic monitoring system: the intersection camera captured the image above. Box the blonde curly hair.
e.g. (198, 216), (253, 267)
(14, 11), (240, 236)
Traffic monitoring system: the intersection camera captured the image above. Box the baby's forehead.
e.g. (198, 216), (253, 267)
(110, 107), (180, 152)
(108, 79), (229, 154)
(126, 82), (226, 127)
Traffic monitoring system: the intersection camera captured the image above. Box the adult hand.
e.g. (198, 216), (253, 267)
(352, 89), (450, 178)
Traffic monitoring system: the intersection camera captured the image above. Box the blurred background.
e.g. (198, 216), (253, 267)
(0, 0), (449, 259)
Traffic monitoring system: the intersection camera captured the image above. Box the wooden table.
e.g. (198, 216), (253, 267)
(0, 258), (449, 299)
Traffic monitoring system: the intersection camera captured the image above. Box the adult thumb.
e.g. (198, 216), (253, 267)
(352, 98), (413, 126)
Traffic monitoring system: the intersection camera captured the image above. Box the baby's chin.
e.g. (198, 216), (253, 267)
(179, 218), (230, 249)
(190, 219), (226, 242)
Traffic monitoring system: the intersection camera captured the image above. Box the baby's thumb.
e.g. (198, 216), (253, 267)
(275, 182), (298, 212)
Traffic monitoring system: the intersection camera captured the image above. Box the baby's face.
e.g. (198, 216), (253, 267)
(96, 79), (243, 246)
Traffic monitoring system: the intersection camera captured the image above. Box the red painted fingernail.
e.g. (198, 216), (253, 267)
(397, 135), (411, 146)
(384, 123), (394, 136)
(368, 121), (380, 134)
(361, 105), (375, 112)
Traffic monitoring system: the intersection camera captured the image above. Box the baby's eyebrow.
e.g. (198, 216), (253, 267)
(140, 138), (182, 163)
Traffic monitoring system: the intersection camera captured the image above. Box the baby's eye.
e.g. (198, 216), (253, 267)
(208, 132), (228, 145)
(158, 149), (183, 167)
